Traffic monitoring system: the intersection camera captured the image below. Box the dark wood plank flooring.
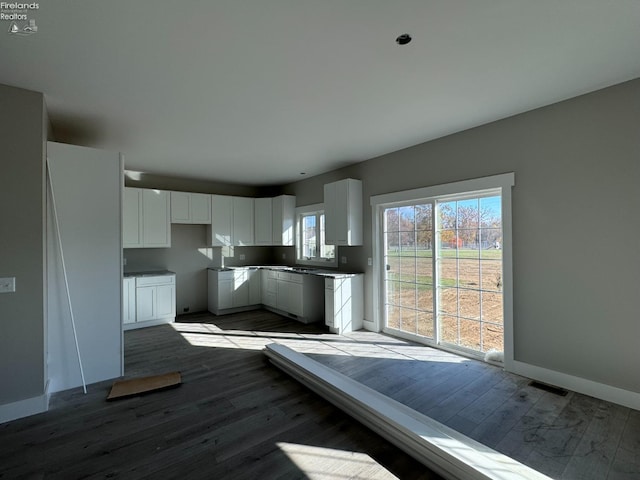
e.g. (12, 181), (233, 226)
(0, 310), (442, 479)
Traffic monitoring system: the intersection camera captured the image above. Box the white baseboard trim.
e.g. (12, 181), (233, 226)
(0, 391), (50, 424)
(510, 360), (640, 411)
(265, 343), (551, 480)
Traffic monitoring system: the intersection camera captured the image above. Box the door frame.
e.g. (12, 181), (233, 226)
(370, 173), (515, 369)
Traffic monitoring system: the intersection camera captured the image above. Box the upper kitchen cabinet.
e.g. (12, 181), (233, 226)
(254, 195), (296, 246)
(233, 196), (254, 246)
(272, 195), (295, 246)
(254, 197), (273, 246)
(123, 188), (171, 248)
(170, 191), (211, 224)
(324, 178), (362, 246)
(207, 194), (233, 246)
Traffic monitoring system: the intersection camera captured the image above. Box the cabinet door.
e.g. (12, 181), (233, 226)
(323, 182), (337, 245)
(123, 278), (136, 324)
(232, 270), (249, 307)
(249, 269), (261, 305)
(170, 191), (191, 224)
(156, 284), (176, 318)
(272, 195), (295, 246)
(289, 281), (304, 317)
(123, 188), (143, 247)
(142, 189), (171, 247)
(136, 286), (156, 322)
(262, 270), (276, 307)
(334, 181), (349, 245)
(233, 197), (254, 246)
(324, 278), (335, 327)
(254, 198), (273, 245)
(191, 193), (212, 224)
(218, 277), (234, 310)
(209, 195), (233, 246)
(276, 279), (290, 312)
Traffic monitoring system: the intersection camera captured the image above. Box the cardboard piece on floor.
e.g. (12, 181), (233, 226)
(106, 372), (181, 401)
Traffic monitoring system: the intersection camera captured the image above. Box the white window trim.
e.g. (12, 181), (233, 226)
(370, 173), (515, 370)
(295, 203), (338, 268)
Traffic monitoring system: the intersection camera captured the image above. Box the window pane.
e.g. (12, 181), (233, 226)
(400, 308), (417, 334)
(385, 207), (399, 232)
(302, 214), (316, 258)
(417, 286), (433, 311)
(480, 228), (502, 254)
(399, 257), (416, 282)
(482, 323), (503, 353)
(387, 304), (400, 330)
(399, 283), (416, 309)
(459, 289), (480, 320)
(457, 199), (479, 230)
(438, 287), (458, 315)
(459, 319), (481, 350)
(480, 196), (501, 228)
(319, 214), (334, 259)
(416, 256), (432, 285)
(458, 258), (479, 288)
(438, 258), (458, 287)
(481, 291), (503, 323)
(439, 202), (456, 229)
(385, 280), (400, 306)
(440, 315), (458, 344)
(480, 260), (502, 291)
(417, 310), (434, 338)
(415, 204), (432, 231)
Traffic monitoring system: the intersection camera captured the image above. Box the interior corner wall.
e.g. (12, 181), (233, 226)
(0, 84), (46, 409)
(283, 78), (640, 397)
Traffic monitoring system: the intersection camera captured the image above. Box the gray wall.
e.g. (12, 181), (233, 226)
(0, 84), (46, 406)
(282, 78), (640, 395)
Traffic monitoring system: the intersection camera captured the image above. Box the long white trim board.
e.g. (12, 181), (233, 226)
(264, 343), (551, 480)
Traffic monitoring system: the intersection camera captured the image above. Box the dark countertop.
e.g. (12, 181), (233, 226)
(124, 269), (176, 278)
(207, 265), (362, 278)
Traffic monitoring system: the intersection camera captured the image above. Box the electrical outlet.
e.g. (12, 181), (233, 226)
(341, 256), (347, 264)
(282, 253), (286, 259)
(183, 306), (190, 313)
(368, 257), (373, 266)
(239, 254), (246, 261)
(0, 277), (16, 294)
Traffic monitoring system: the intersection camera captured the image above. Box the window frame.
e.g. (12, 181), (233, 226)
(295, 204), (338, 268)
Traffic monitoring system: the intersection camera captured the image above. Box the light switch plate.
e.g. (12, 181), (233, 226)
(341, 256), (347, 264)
(368, 257), (373, 266)
(0, 277), (16, 293)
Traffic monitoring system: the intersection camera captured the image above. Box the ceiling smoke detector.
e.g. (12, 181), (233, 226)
(395, 33), (412, 45)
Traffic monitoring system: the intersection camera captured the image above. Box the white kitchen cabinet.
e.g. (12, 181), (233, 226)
(123, 188), (143, 247)
(324, 178), (362, 246)
(123, 188), (171, 248)
(248, 268), (262, 305)
(254, 197), (273, 245)
(273, 271), (324, 323)
(123, 277), (136, 324)
(142, 189), (171, 247)
(272, 195), (296, 246)
(171, 191), (212, 224)
(125, 274), (176, 330)
(325, 275), (363, 334)
(208, 268), (261, 315)
(208, 194), (233, 246)
(233, 196), (254, 246)
(261, 269), (277, 307)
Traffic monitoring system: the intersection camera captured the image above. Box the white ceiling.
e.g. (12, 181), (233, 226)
(2, 1), (639, 186)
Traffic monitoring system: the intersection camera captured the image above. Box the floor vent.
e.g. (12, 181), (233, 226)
(528, 380), (568, 396)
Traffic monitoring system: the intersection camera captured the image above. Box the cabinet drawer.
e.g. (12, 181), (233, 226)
(136, 275), (175, 287)
(277, 271), (303, 283)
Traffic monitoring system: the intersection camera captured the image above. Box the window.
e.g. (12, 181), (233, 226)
(296, 205), (336, 266)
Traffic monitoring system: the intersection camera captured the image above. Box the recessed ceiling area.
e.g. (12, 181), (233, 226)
(1, 0), (639, 186)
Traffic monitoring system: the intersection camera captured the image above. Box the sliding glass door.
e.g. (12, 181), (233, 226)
(383, 192), (504, 357)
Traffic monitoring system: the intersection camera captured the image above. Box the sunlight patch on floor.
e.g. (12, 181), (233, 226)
(276, 442), (398, 480)
(169, 322), (474, 364)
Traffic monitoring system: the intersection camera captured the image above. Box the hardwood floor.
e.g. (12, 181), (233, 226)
(0, 310), (442, 480)
(1, 309), (638, 479)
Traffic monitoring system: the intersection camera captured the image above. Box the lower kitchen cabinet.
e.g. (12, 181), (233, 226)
(271, 271), (324, 323)
(208, 268), (261, 315)
(123, 273), (176, 330)
(325, 275), (364, 334)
